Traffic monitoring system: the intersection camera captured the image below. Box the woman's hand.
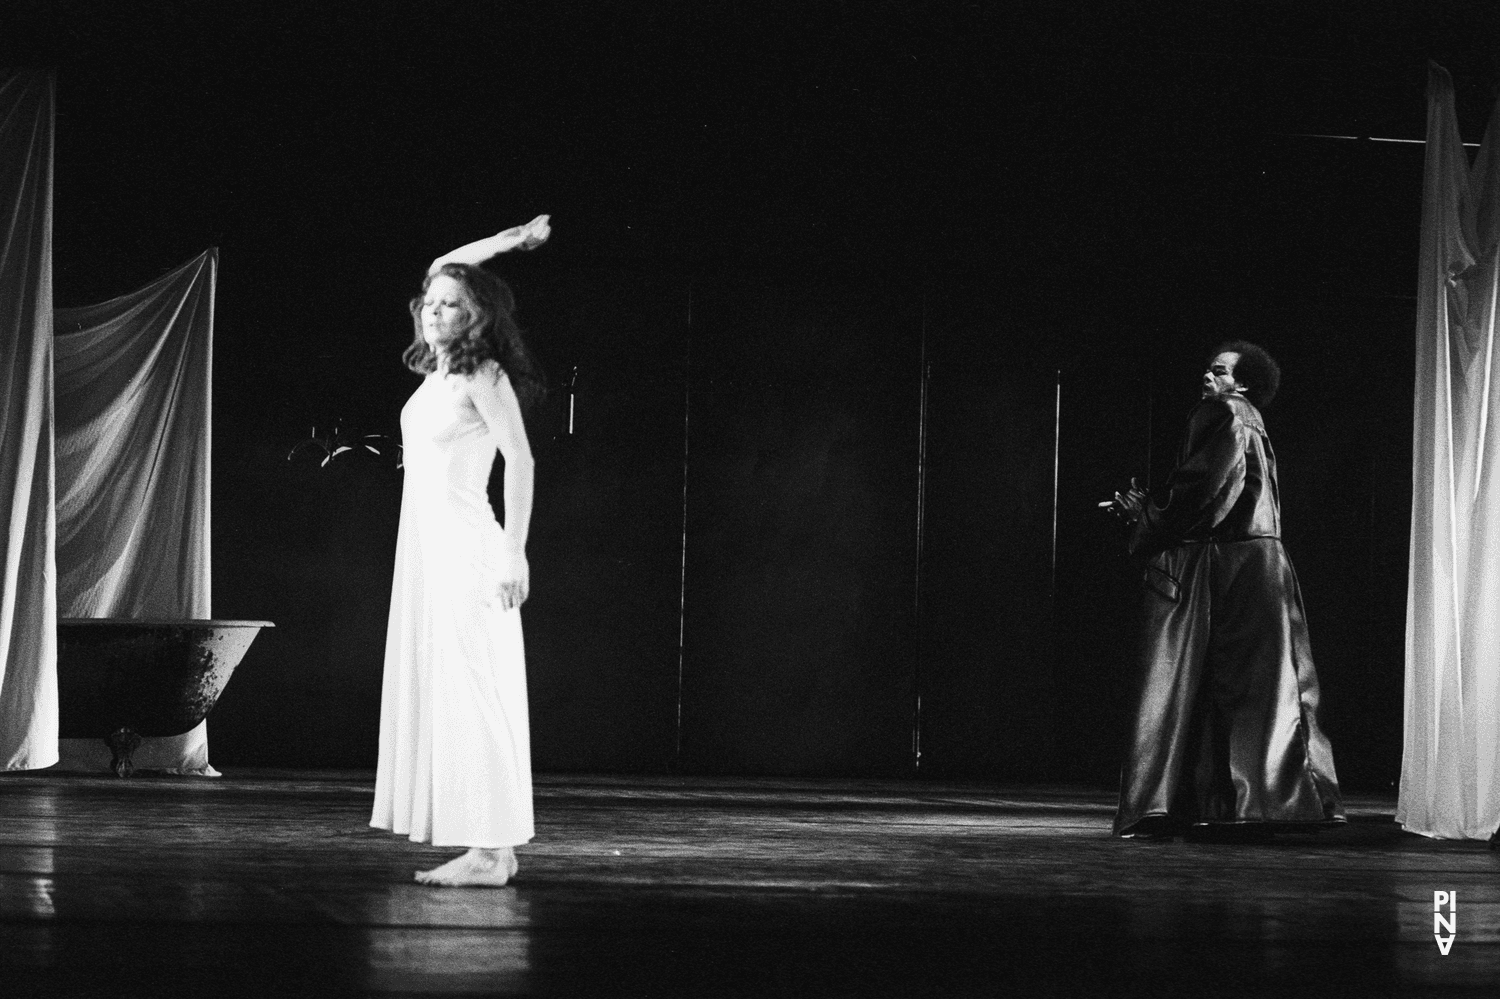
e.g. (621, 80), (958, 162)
(512, 214), (551, 251)
(1097, 477), (1147, 524)
(491, 546), (530, 612)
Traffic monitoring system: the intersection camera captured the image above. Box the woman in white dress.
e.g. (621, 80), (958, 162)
(370, 215), (551, 886)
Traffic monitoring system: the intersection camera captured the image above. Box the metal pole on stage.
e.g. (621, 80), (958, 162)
(912, 291), (930, 773)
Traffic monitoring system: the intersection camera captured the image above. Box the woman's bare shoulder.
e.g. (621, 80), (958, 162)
(455, 360), (516, 408)
(455, 358), (509, 385)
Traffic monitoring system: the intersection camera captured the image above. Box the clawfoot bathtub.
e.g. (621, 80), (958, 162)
(57, 619), (273, 777)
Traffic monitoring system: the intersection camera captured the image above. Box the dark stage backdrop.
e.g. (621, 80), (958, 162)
(18, 3), (1469, 791)
(677, 280), (922, 777)
(208, 269), (1413, 792)
(916, 297), (1062, 779)
(520, 271), (689, 774)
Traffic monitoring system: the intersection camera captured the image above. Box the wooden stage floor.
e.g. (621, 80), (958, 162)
(0, 770), (1495, 997)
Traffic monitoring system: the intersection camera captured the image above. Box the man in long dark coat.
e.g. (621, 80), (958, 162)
(1104, 341), (1344, 839)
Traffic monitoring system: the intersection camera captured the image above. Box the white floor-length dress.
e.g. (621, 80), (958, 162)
(371, 364), (534, 847)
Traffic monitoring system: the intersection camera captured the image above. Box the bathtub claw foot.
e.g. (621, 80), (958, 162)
(107, 727), (142, 778)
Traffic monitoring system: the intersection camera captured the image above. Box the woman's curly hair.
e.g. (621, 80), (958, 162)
(1211, 339), (1281, 410)
(404, 263), (547, 411)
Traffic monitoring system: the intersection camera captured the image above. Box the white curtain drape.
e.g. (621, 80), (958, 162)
(54, 251), (213, 618)
(0, 70), (58, 772)
(0, 66), (219, 773)
(1399, 63), (1500, 840)
(49, 250), (217, 780)
(51, 250), (217, 774)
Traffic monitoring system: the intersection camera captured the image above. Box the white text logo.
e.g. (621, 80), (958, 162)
(1434, 891), (1457, 955)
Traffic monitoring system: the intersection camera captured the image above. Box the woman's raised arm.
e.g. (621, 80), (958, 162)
(428, 215), (551, 276)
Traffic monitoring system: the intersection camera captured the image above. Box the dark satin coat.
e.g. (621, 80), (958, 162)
(1114, 393), (1343, 836)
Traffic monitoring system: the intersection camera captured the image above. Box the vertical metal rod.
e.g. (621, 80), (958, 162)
(1051, 370), (1061, 595)
(1368, 448), (1378, 617)
(674, 284), (693, 766)
(912, 294), (930, 773)
(565, 365), (579, 436)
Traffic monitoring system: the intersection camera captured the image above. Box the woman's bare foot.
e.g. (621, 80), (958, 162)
(415, 847), (519, 887)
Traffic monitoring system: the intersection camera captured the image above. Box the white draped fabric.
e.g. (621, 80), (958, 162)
(1400, 64), (1500, 840)
(0, 66), (219, 773)
(51, 251), (217, 774)
(54, 251), (213, 619)
(0, 70), (58, 772)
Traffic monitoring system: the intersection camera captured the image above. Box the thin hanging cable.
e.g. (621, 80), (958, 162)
(564, 361), (582, 432)
(567, 365), (578, 435)
(1051, 370), (1061, 595)
(674, 284), (693, 765)
(1281, 132), (1480, 148)
(912, 295), (930, 773)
